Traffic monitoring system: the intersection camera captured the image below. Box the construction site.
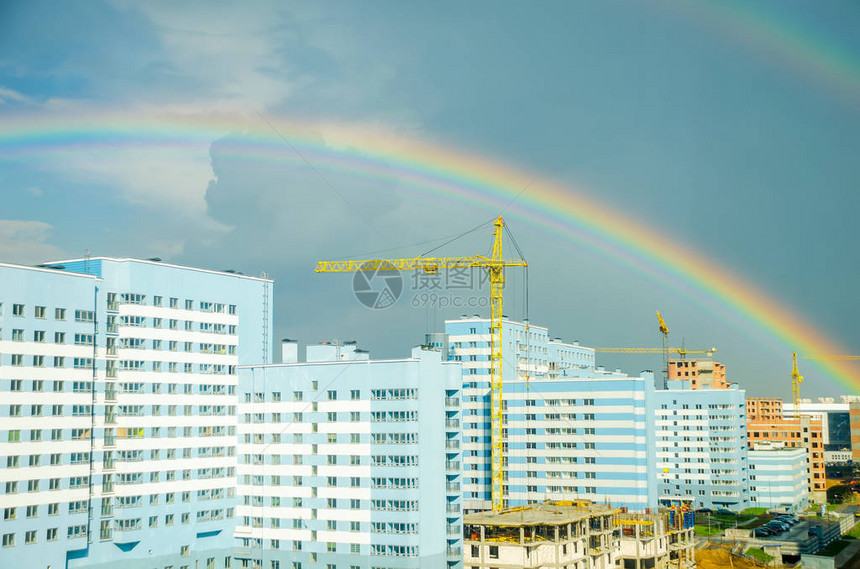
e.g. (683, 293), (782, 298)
(462, 501), (695, 569)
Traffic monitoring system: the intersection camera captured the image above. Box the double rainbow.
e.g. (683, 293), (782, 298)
(0, 111), (856, 393)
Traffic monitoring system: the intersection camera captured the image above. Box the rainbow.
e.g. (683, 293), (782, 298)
(668, 1), (860, 104)
(0, 111), (856, 393)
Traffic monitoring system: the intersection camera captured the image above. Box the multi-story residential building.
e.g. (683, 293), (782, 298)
(0, 257), (272, 569)
(748, 442), (808, 512)
(462, 501), (619, 569)
(747, 397), (784, 422)
(747, 413), (826, 504)
(234, 342), (463, 569)
(654, 383), (750, 511)
(0, 262), (101, 568)
(667, 358), (728, 390)
(501, 374), (657, 513)
(444, 317), (656, 513)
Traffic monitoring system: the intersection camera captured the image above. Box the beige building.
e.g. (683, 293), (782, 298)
(668, 358), (728, 390)
(463, 501), (618, 569)
(617, 511), (695, 569)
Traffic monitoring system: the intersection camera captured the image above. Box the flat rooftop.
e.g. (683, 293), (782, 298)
(465, 502), (618, 527)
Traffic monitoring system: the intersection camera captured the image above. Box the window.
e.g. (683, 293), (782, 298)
(35, 306), (46, 319)
(2, 533), (14, 547)
(13, 304), (24, 317)
(55, 308), (66, 320)
(75, 310), (95, 323)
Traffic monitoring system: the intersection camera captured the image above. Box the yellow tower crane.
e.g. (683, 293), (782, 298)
(314, 216), (527, 510)
(791, 351), (804, 411)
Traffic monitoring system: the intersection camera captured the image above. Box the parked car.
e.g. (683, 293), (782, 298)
(755, 528), (773, 537)
(696, 508), (713, 514)
(715, 509), (734, 516)
(764, 522), (786, 532)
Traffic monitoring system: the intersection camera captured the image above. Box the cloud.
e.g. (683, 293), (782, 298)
(0, 220), (65, 264)
(0, 85), (32, 105)
(26, 186), (43, 197)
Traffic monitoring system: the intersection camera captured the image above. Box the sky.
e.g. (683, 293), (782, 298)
(0, 0), (858, 399)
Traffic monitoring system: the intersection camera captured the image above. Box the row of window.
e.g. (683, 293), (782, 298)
(116, 338), (236, 354)
(109, 293), (236, 315)
(116, 360), (237, 375)
(240, 433), (363, 446)
(2, 330), (94, 344)
(0, 303), (92, 322)
(4, 477), (89, 493)
(1, 355), (93, 368)
(245, 496), (363, 510)
(3, 501), (88, 520)
(116, 316), (237, 335)
(1, 526), (87, 547)
(4, 379), (234, 395)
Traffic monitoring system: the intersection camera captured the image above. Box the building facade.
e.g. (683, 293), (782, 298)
(655, 383), (750, 511)
(784, 397), (857, 453)
(234, 344), (463, 569)
(0, 258), (272, 569)
(444, 317), (656, 513)
(616, 509), (695, 569)
(667, 359), (728, 390)
(748, 443), (808, 512)
(747, 415), (826, 504)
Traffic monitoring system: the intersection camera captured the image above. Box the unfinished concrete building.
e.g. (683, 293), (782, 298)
(462, 501), (618, 569)
(617, 510), (695, 569)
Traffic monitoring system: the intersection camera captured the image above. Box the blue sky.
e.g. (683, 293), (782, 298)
(1, 0), (858, 397)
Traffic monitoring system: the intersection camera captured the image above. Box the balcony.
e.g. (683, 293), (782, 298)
(447, 546), (462, 557)
(445, 461), (460, 472)
(445, 419), (460, 429)
(446, 482), (460, 492)
(446, 503), (460, 514)
(445, 440), (460, 450)
(445, 397), (460, 407)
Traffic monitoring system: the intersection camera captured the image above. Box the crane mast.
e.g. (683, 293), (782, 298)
(315, 216), (526, 510)
(656, 311), (669, 388)
(488, 216), (505, 510)
(791, 351), (803, 411)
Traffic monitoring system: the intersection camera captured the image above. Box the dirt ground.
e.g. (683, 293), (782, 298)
(695, 545), (766, 569)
